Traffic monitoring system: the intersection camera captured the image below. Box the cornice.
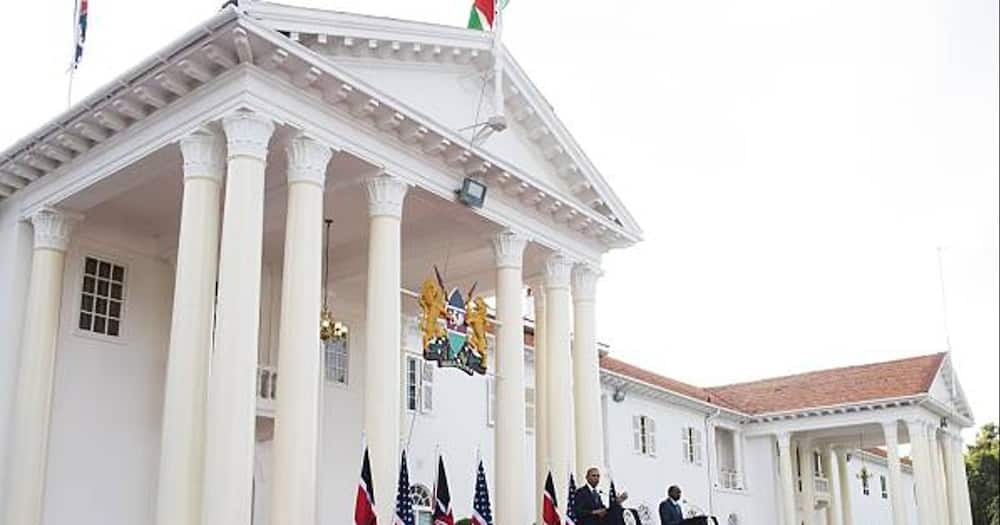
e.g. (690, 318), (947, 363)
(0, 11), (637, 252)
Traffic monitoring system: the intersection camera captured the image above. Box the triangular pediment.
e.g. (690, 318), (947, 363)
(245, 1), (642, 239)
(927, 354), (975, 422)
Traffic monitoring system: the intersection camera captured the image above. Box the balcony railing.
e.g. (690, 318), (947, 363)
(257, 365), (277, 415)
(719, 469), (743, 490)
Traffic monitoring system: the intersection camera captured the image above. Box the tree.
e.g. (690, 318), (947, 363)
(966, 423), (999, 525)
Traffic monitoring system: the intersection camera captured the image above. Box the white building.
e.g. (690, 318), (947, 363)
(0, 4), (975, 525)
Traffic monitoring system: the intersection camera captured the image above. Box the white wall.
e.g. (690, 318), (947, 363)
(41, 225), (173, 525)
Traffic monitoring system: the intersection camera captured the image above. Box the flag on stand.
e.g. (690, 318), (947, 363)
(542, 471), (561, 525)
(471, 460), (493, 525)
(467, 0), (495, 30)
(394, 451), (416, 525)
(565, 474), (578, 525)
(354, 447), (378, 525)
(72, 0), (89, 69)
(433, 456), (455, 525)
(607, 480), (623, 524)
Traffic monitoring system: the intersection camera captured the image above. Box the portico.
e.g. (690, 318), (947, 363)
(0, 5), (640, 525)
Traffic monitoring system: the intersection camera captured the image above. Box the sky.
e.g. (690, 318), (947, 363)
(1, 0), (996, 434)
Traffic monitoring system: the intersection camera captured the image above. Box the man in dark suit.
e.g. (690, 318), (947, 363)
(659, 485), (685, 525)
(574, 467), (629, 525)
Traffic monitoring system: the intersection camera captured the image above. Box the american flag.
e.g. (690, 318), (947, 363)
(354, 447), (378, 525)
(394, 451), (415, 525)
(433, 456), (454, 525)
(471, 460), (493, 525)
(72, 0), (89, 69)
(542, 471), (561, 525)
(565, 474), (577, 525)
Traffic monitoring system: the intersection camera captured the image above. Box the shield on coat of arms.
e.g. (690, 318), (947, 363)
(445, 289), (468, 360)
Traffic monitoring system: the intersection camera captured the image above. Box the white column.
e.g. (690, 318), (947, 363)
(941, 430), (964, 525)
(881, 420), (908, 525)
(835, 448), (854, 525)
(155, 128), (224, 525)
(799, 438), (817, 525)
(492, 230), (529, 525)
(734, 431), (746, 489)
(3, 208), (78, 525)
(545, 253), (574, 497)
(533, 282), (549, 525)
(269, 134), (333, 525)
(906, 419), (937, 525)
(202, 110), (274, 525)
(948, 433), (974, 525)
(777, 433), (799, 525)
(363, 173), (408, 525)
(825, 446), (844, 525)
(927, 425), (951, 525)
(572, 263), (603, 477)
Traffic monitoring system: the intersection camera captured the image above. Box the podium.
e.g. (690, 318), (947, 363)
(681, 517), (718, 525)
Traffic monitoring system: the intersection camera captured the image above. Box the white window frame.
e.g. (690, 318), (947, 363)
(75, 253), (129, 341)
(632, 415), (657, 457)
(405, 355), (432, 414)
(411, 484), (432, 525)
(682, 426), (703, 465)
(525, 386), (536, 433)
(880, 475), (888, 499)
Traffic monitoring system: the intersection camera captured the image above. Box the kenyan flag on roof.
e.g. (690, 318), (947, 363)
(467, 0), (508, 31)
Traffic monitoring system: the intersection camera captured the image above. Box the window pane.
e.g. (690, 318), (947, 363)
(93, 316), (106, 334)
(112, 265), (125, 282)
(98, 261), (111, 278)
(83, 276), (95, 293)
(110, 283), (123, 300)
(109, 300), (122, 319)
(96, 298), (108, 315)
(79, 313), (92, 330)
(81, 294), (94, 313)
(107, 320), (120, 337)
(85, 257), (98, 275)
(97, 280), (110, 296)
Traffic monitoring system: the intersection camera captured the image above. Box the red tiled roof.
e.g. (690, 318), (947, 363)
(599, 355), (741, 409)
(597, 353), (945, 415)
(704, 353), (946, 415)
(863, 447), (913, 466)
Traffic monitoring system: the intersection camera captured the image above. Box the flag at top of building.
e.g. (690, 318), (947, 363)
(565, 473), (578, 525)
(394, 451), (415, 525)
(471, 459), (493, 525)
(354, 446), (378, 525)
(433, 456), (454, 525)
(72, 0), (89, 69)
(542, 471), (561, 525)
(467, 0), (509, 31)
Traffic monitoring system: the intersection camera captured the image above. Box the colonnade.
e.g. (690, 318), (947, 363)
(4, 109), (607, 525)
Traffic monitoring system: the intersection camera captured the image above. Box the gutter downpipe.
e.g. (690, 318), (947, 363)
(705, 406), (722, 516)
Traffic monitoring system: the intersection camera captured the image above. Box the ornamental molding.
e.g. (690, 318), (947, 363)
(286, 133), (333, 187)
(222, 110), (275, 160)
(571, 263), (602, 302)
(179, 126), (225, 183)
(30, 207), (81, 252)
(543, 253), (573, 290)
(364, 174), (409, 218)
(491, 230), (528, 269)
(0, 10), (639, 252)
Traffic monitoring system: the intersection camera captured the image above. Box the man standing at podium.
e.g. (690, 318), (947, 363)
(575, 467), (628, 525)
(659, 485), (685, 525)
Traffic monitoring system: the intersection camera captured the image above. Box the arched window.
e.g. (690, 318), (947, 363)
(410, 484), (433, 525)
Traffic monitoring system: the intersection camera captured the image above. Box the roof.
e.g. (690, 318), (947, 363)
(599, 353), (947, 416)
(862, 447), (913, 467)
(704, 353), (946, 415)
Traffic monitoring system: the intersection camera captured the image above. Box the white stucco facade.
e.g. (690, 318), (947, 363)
(0, 3), (976, 525)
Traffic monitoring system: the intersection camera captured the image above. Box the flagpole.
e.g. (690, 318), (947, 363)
(67, 0), (79, 108)
(491, 1), (505, 126)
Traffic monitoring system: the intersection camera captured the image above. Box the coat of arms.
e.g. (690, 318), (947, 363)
(419, 268), (488, 375)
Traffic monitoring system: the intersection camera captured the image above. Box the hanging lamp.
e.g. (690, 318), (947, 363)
(319, 219), (336, 342)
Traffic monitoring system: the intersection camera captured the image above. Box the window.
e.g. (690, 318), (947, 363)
(631, 415), (656, 456)
(880, 475), (888, 499)
(323, 323), (349, 385)
(715, 427), (741, 489)
(862, 472), (871, 496)
(681, 426), (703, 465)
(405, 356), (434, 413)
(78, 256), (126, 337)
(411, 484), (432, 525)
(486, 376), (496, 426)
(813, 452), (824, 477)
(525, 386), (536, 432)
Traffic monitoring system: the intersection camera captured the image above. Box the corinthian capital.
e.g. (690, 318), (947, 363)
(544, 252), (573, 290)
(30, 207), (81, 252)
(286, 133), (334, 187)
(179, 126), (225, 183)
(572, 263), (602, 302)
(222, 110), (275, 161)
(491, 230), (528, 269)
(364, 174), (409, 218)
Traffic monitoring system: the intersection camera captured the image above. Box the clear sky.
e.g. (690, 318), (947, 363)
(1, 0), (996, 433)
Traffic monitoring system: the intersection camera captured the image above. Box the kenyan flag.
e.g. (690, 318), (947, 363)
(467, 0), (508, 31)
